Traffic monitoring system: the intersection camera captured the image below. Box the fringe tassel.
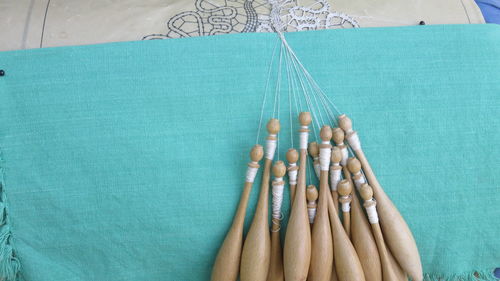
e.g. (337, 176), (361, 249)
(0, 150), (21, 281)
(423, 269), (498, 281)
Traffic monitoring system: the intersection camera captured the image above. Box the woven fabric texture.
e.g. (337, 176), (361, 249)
(0, 24), (499, 280)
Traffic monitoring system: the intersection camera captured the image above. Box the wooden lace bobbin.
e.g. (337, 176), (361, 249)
(286, 148), (299, 205)
(328, 145), (342, 281)
(211, 145), (264, 281)
(337, 180), (353, 237)
(332, 128), (349, 168)
(339, 114), (422, 281)
(345, 157), (382, 281)
(306, 185), (319, 227)
(329, 147), (342, 213)
(309, 126), (334, 281)
(284, 112), (312, 281)
(241, 119), (280, 281)
(360, 184), (407, 281)
(326, 181), (366, 281)
(268, 161), (287, 281)
(308, 142), (320, 179)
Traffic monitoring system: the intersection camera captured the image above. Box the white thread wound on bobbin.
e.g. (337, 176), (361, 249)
(313, 158), (320, 177)
(265, 136), (277, 160)
(340, 146), (348, 166)
(299, 127), (308, 149)
(365, 202), (379, 224)
(308, 207), (316, 224)
(330, 168), (342, 191)
(272, 178), (284, 219)
(288, 163), (298, 185)
(347, 132), (361, 151)
(245, 165), (259, 183)
(354, 174), (366, 190)
(341, 201), (351, 212)
(319, 145), (331, 171)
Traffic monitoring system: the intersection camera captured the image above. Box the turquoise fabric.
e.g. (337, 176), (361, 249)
(0, 24), (499, 281)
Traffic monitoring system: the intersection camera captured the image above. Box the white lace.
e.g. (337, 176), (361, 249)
(257, 0), (358, 33)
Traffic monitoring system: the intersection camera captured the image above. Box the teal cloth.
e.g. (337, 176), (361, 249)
(0, 24), (499, 281)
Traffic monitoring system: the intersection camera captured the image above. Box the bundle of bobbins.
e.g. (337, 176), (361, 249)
(211, 113), (422, 281)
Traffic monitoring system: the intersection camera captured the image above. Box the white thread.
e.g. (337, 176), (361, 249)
(330, 168), (342, 191)
(308, 207), (317, 224)
(365, 202), (379, 224)
(288, 163), (298, 185)
(319, 145), (331, 171)
(272, 177), (285, 219)
(341, 202), (351, 212)
(354, 173), (366, 191)
(255, 39), (280, 144)
(340, 146), (348, 166)
(299, 130), (308, 149)
(347, 132), (361, 151)
(313, 157), (320, 177)
(265, 137), (277, 160)
(246, 165), (259, 183)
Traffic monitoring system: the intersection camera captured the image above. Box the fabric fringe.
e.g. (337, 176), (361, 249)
(0, 150), (21, 281)
(423, 269), (498, 281)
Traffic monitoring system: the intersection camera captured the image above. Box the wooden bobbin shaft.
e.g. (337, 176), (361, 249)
(309, 126), (334, 281)
(268, 161), (287, 281)
(284, 112), (312, 281)
(211, 145), (264, 281)
(241, 119), (280, 281)
(346, 157), (382, 281)
(360, 184), (407, 281)
(339, 114), (423, 281)
(286, 148), (299, 205)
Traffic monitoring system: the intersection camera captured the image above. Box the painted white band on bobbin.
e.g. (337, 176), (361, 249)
(354, 174), (366, 190)
(342, 202), (351, 212)
(272, 177), (284, 219)
(299, 129), (308, 149)
(365, 203), (379, 224)
(340, 147), (349, 166)
(319, 145), (331, 171)
(347, 132), (361, 151)
(308, 208), (316, 224)
(265, 137), (277, 160)
(246, 166), (258, 183)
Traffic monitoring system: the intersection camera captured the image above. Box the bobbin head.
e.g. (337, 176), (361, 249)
(320, 125), (333, 142)
(299, 112), (312, 126)
(250, 145), (264, 162)
(267, 118), (281, 134)
(286, 148), (299, 163)
(306, 185), (319, 202)
(337, 180), (352, 196)
(338, 114), (353, 132)
(347, 157), (362, 174)
(308, 142), (319, 157)
(331, 146), (342, 163)
(272, 161), (287, 177)
(332, 127), (345, 145)
(360, 183), (374, 201)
